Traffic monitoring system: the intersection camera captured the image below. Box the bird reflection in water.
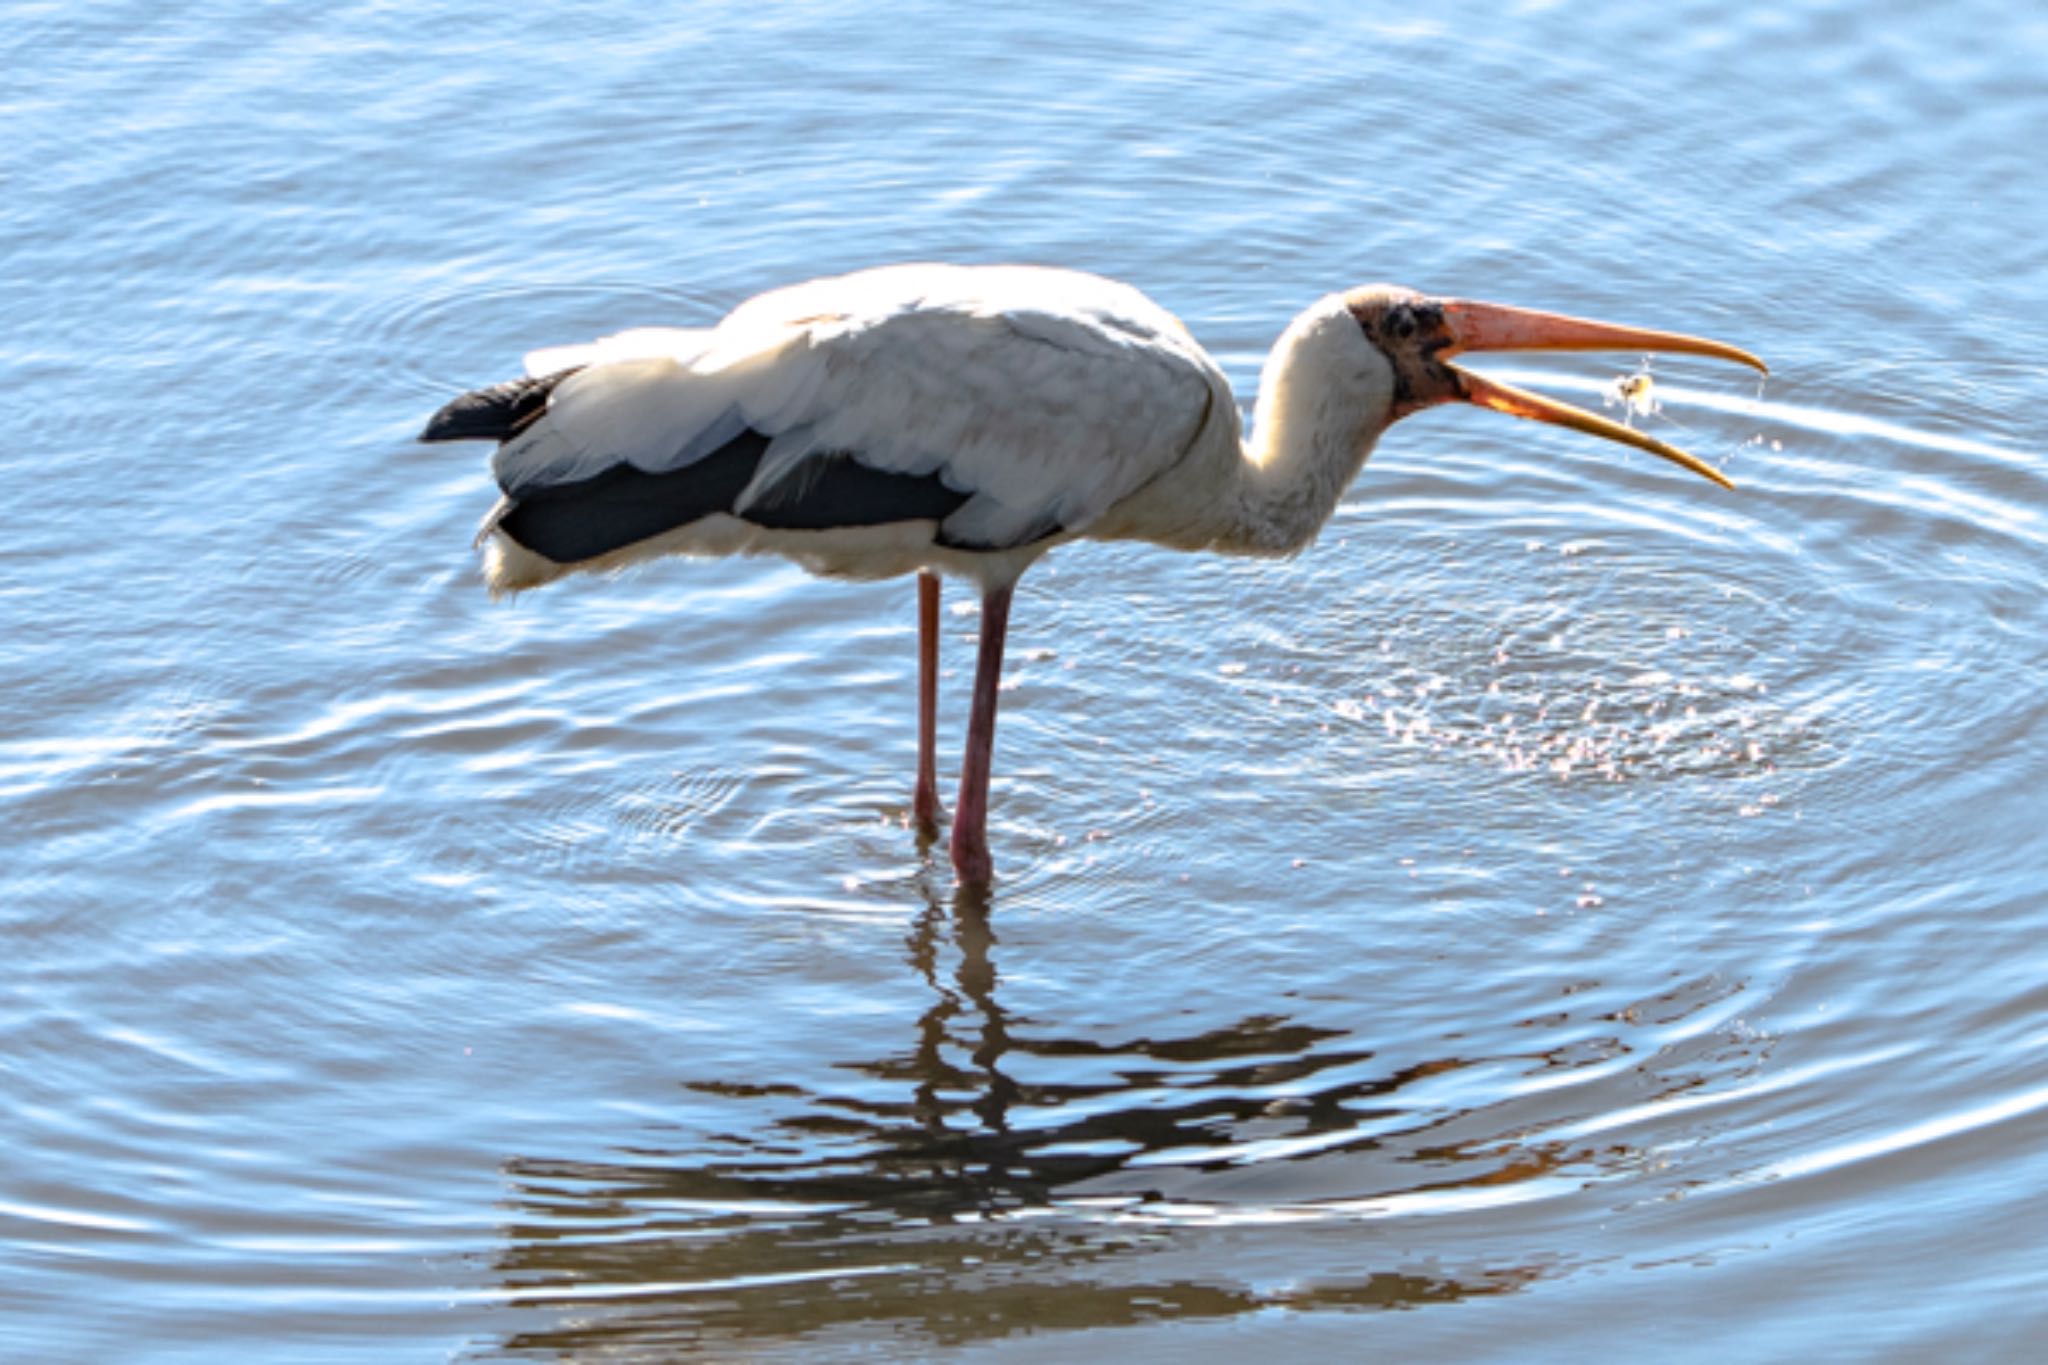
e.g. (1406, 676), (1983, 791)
(486, 885), (1755, 1356)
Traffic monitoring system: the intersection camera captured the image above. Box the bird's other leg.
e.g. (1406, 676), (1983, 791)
(949, 584), (1014, 886)
(913, 571), (944, 831)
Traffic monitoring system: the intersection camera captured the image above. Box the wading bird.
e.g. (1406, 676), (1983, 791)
(422, 264), (1763, 884)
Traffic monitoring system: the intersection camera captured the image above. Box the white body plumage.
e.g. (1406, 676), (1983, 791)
(476, 263), (1398, 595)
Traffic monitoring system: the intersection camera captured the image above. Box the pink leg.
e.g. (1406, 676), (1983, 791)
(912, 571), (943, 830)
(949, 584), (1014, 885)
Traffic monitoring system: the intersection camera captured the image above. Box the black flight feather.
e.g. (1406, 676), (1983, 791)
(420, 370), (578, 444)
(496, 430), (982, 565)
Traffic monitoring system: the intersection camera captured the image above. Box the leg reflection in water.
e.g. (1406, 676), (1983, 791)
(905, 888), (1018, 1149)
(485, 878), (1730, 1353)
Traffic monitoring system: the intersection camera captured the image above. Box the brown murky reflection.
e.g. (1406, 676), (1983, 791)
(485, 887), (1759, 1356)
(492, 1234), (1542, 1357)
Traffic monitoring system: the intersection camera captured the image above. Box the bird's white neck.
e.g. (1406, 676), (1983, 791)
(1219, 298), (1397, 555)
(1083, 295), (1397, 559)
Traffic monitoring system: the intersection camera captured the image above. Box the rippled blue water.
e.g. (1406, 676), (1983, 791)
(7, 1), (2047, 1358)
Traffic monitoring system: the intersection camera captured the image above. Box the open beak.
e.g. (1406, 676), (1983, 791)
(1439, 300), (1767, 491)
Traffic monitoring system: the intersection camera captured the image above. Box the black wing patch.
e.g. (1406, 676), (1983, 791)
(420, 371), (578, 444)
(497, 429), (983, 565)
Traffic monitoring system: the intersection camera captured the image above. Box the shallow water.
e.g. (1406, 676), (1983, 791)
(7, 1), (2047, 1359)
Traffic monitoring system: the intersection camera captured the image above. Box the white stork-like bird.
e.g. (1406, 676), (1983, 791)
(422, 264), (1763, 884)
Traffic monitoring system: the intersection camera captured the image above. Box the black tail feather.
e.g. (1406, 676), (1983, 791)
(419, 370), (578, 444)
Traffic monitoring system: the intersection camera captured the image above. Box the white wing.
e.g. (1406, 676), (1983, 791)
(522, 326), (713, 378)
(491, 264), (1228, 548)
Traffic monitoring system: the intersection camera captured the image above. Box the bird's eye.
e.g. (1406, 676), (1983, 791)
(1389, 309), (1417, 340)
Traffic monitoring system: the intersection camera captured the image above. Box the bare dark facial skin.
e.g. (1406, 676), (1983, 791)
(1344, 286), (1468, 419)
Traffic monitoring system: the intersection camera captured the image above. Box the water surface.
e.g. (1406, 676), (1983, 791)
(6, 1), (2047, 1359)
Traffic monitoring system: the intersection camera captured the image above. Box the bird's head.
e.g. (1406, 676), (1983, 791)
(1342, 285), (1767, 489)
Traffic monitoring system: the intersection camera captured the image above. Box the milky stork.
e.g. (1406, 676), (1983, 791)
(421, 264), (1763, 884)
